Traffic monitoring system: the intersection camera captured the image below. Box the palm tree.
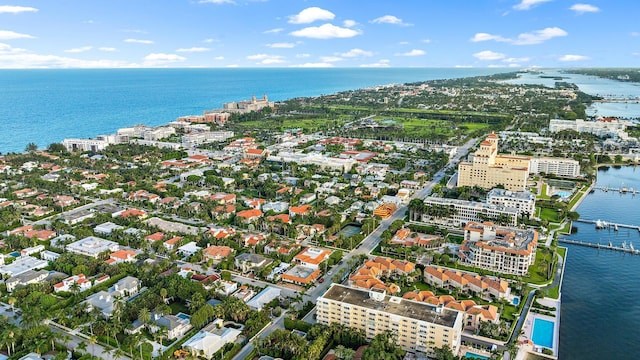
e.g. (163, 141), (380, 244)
(77, 340), (88, 354)
(139, 307), (152, 330)
(7, 296), (16, 312)
(160, 288), (168, 304)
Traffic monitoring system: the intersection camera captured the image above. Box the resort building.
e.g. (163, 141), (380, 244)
(66, 236), (119, 258)
(317, 284), (464, 357)
(486, 189), (536, 217)
(529, 157), (580, 178)
(222, 94), (274, 113)
(420, 196), (519, 227)
(457, 133), (530, 191)
(549, 118), (633, 140)
(458, 222), (538, 276)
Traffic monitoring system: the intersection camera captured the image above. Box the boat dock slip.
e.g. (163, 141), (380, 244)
(558, 238), (640, 255)
(575, 219), (640, 231)
(593, 186), (638, 195)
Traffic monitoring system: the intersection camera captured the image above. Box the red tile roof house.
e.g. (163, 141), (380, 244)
(289, 204), (311, 217)
(105, 249), (137, 265)
(236, 208), (263, 223)
(202, 245), (234, 262)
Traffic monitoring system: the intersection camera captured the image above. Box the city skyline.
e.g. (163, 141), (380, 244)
(0, 0), (637, 68)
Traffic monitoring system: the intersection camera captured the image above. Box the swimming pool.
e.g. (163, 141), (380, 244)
(512, 297), (520, 305)
(9, 251), (20, 257)
(464, 352), (489, 360)
(555, 190), (572, 199)
(176, 312), (191, 321)
(532, 318), (554, 348)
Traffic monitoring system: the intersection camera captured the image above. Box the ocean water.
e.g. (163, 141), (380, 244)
(0, 68), (504, 153)
(560, 166), (640, 359)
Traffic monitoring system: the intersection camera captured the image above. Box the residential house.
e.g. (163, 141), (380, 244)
(234, 253), (273, 274)
(202, 246), (234, 262)
(182, 319), (242, 359)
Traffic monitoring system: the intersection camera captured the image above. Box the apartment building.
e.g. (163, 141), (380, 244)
(458, 221), (538, 276)
(457, 133), (530, 191)
(421, 196), (519, 227)
(549, 118), (633, 140)
(486, 189), (536, 217)
(317, 284), (463, 357)
(529, 157), (580, 178)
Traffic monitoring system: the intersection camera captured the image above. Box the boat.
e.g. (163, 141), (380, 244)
(622, 241), (627, 250)
(630, 242), (635, 252)
(596, 220), (606, 229)
(614, 224), (619, 231)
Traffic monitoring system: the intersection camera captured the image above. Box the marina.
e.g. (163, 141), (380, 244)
(558, 238), (640, 255)
(575, 218), (640, 231)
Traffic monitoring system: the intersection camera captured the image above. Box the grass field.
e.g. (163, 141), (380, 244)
(539, 207), (563, 222)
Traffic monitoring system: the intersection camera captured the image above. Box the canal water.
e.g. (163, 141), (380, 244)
(560, 166), (640, 359)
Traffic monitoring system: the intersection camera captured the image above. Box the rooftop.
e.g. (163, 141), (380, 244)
(321, 284), (460, 327)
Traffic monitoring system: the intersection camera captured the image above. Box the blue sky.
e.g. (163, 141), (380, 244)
(0, 0), (637, 68)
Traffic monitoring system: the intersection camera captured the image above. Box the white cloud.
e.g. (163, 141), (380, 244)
(0, 30), (34, 40)
(246, 53), (285, 64)
(289, 7), (335, 24)
(339, 48), (373, 58)
(0, 51), (132, 68)
(0, 42), (26, 54)
(199, 0), (235, 4)
(632, 32), (640, 37)
(513, 27), (567, 45)
(503, 57), (530, 63)
(0, 5), (38, 14)
(370, 15), (412, 26)
(422, 39), (432, 44)
(124, 38), (154, 44)
(559, 54), (589, 61)
(470, 33), (508, 42)
(291, 62), (334, 68)
(570, 3), (600, 14)
(399, 41), (409, 45)
(455, 65), (474, 68)
(395, 49), (425, 57)
(226, 64), (239, 68)
(290, 24), (361, 39)
(343, 20), (357, 28)
(214, 56), (224, 60)
(513, 0), (552, 11)
(296, 53), (311, 58)
(473, 50), (506, 61)
(266, 42), (296, 48)
(99, 47), (117, 52)
(263, 28), (284, 34)
(143, 53), (186, 67)
(360, 59), (391, 68)
(203, 38), (219, 43)
(65, 46), (93, 53)
(176, 47), (210, 53)
(470, 27), (567, 45)
(321, 56), (343, 63)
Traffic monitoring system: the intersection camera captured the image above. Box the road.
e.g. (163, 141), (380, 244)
(231, 311), (288, 360)
(303, 137), (477, 303)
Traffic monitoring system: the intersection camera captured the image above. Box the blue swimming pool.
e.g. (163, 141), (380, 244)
(9, 251), (20, 257)
(464, 352), (489, 360)
(555, 191), (572, 199)
(176, 312), (190, 321)
(512, 297), (520, 305)
(532, 318), (554, 348)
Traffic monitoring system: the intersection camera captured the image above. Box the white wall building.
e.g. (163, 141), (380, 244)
(529, 157), (580, 178)
(420, 196), (519, 227)
(66, 236), (119, 258)
(486, 189), (536, 217)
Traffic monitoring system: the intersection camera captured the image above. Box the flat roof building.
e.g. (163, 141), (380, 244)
(486, 189), (536, 217)
(66, 236), (119, 258)
(420, 196), (519, 227)
(317, 284), (463, 357)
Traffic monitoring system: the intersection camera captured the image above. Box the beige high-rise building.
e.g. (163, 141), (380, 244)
(457, 133), (530, 191)
(316, 284), (463, 357)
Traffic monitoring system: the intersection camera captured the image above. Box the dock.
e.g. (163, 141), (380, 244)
(593, 186), (638, 195)
(558, 238), (640, 255)
(575, 218), (640, 231)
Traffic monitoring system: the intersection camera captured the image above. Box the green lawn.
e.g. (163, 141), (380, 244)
(525, 247), (555, 284)
(169, 302), (189, 315)
(539, 207), (562, 222)
(538, 183), (550, 199)
(567, 185), (589, 209)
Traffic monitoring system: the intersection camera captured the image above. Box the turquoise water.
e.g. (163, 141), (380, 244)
(560, 166), (640, 359)
(9, 251), (20, 257)
(464, 352), (489, 360)
(555, 190), (572, 199)
(176, 312), (190, 320)
(532, 318), (554, 348)
(0, 68), (505, 153)
(512, 297), (520, 305)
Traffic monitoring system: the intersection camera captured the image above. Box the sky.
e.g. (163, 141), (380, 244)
(0, 0), (638, 68)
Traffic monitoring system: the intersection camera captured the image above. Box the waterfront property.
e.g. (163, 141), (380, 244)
(420, 196), (518, 227)
(486, 188), (536, 217)
(316, 284), (464, 357)
(458, 221), (538, 276)
(457, 133), (530, 191)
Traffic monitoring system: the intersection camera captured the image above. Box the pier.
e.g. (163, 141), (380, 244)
(575, 218), (640, 231)
(558, 238), (640, 255)
(592, 186), (638, 195)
